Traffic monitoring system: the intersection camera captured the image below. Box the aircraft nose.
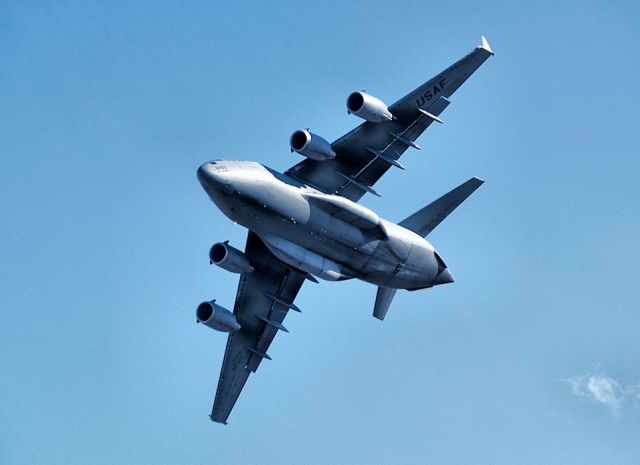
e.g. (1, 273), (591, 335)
(197, 162), (219, 188)
(433, 268), (454, 285)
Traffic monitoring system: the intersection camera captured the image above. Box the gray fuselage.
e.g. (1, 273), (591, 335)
(197, 160), (452, 290)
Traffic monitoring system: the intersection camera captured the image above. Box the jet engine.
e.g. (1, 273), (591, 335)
(289, 129), (336, 161)
(346, 91), (393, 123)
(196, 300), (241, 332)
(209, 241), (254, 273)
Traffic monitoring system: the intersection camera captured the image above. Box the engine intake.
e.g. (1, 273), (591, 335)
(209, 242), (254, 274)
(290, 129), (336, 161)
(347, 91), (393, 123)
(196, 300), (241, 332)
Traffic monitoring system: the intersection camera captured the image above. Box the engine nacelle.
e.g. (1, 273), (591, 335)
(346, 91), (393, 123)
(290, 129), (336, 161)
(209, 242), (254, 274)
(196, 300), (241, 332)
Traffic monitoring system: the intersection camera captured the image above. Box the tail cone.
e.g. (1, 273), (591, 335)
(434, 268), (454, 285)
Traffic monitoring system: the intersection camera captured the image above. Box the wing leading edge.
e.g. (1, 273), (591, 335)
(286, 37), (494, 201)
(210, 231), (306, 424)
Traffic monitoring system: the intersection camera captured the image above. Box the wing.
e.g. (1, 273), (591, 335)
(209, 231), (306, 424)
(285, 37), (494, 201)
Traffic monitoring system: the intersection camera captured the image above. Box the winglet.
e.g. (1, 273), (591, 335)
(478, 35), (494, 55)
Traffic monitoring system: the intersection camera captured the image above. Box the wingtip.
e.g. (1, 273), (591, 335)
(479, 35), (494, 55)
(209, 414), (228, 425)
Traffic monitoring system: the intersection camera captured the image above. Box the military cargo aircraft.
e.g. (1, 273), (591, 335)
(196, 37), (494, 423)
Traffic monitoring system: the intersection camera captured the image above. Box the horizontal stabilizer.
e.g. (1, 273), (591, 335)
(373, 286), (398, 321)
(399, 177), (484, 237)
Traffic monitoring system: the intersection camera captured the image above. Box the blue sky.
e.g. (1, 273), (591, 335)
(1, 1), (639, 464)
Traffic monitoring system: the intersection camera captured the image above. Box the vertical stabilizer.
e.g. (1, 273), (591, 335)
(373, 287), (398, 320)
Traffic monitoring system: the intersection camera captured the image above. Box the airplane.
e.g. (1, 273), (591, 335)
(196, 36), (494, 424)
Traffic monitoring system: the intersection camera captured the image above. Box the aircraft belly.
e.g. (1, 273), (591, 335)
(214, 176), (433, 287)
(299, 205), (379, 272)
(219, 192), (437, 288)
(247, 205), (381, 280)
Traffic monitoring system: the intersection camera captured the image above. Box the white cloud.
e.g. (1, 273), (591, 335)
(564, 373), (640, 416)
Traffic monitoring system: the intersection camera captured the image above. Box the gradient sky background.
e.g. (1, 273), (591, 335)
(2, 1), (639, 464)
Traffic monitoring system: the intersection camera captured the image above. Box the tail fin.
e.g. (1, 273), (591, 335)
(373, 178), (482, 321)
(373, 287), (398, 321)
(399, 177), (484, 237)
